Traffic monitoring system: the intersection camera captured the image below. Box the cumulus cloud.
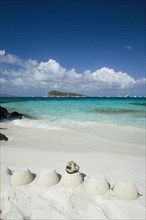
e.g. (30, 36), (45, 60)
(83, 67), (135, 89)
(0, 50), (5, 56)
(0, 50), (145, 96)
(0, 50), (22, 65)
(136, 78), (146, 84)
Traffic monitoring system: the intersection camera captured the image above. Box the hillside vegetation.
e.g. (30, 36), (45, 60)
(48, 91), (86, 97)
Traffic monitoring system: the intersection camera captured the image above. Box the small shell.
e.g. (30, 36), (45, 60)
(65, 161), (80, 174)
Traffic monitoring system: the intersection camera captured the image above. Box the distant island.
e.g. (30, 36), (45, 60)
(47, 90), (86, 97)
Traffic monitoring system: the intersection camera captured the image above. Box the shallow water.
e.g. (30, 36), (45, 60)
(0, 97), (146, 129)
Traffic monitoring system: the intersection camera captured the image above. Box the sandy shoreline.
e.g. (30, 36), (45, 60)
(0, 122), (145, 219)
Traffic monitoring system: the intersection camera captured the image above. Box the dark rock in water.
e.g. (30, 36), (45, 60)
(0, 106), (35, 122)
(9, 111), (23, 120)
(0, 106), (9, 120)
(0, 106), (24, 121)
(0, 133), (8, 141)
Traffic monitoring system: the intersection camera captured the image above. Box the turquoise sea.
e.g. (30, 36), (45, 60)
(0, 97), (146, 129)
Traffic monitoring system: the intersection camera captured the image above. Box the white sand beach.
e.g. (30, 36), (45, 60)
(0, 122), (145, 220)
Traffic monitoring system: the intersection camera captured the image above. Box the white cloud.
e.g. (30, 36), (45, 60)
(136, 78), (146, 84)
(0, 78), (7, 84)
(0, 50), (145, 96)
(11, 78), (25, 86)
(0, 50), (5, 56)
(83, 67), (136, 89)
(0, 50), (22, 65)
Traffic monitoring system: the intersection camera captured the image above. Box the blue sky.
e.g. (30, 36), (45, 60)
(0, 0), (145, 96)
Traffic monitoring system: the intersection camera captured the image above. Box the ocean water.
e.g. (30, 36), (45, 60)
(0, 97), (146, 130)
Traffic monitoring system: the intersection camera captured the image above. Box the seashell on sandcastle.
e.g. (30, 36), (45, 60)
(61, 161), (83, 188)
(65, 161), (80, 174)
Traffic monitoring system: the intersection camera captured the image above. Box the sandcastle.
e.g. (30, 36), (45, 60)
(37, 169), (60, 187)
(113, 178), (139, 200)
(61, 161), (83, 188)
(84, 174), (110, 195)
(9, 162), (140, 201)
(11, 168), (34, 186)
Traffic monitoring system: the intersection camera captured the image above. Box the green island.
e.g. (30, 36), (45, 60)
(47, 90), (86, 97)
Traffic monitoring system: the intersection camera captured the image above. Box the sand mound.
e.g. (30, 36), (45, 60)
(30, 210), (67, 220)
(61, 172), (83, 188)
(11, 168), (34, 186)
(113, 178), (139, 200)
(84, 174), (110, 195)
(37, 169), (60, 187)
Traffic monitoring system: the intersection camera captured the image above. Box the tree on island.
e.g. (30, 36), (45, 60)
(47, 90), (86, 97)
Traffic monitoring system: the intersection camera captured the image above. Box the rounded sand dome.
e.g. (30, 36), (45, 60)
(37, 169), (60, 187)
(11, 168), (34, 186)
(113, 178), (138, 200)
(84, 174), (110, 195)
(61, 172), (83, 188)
